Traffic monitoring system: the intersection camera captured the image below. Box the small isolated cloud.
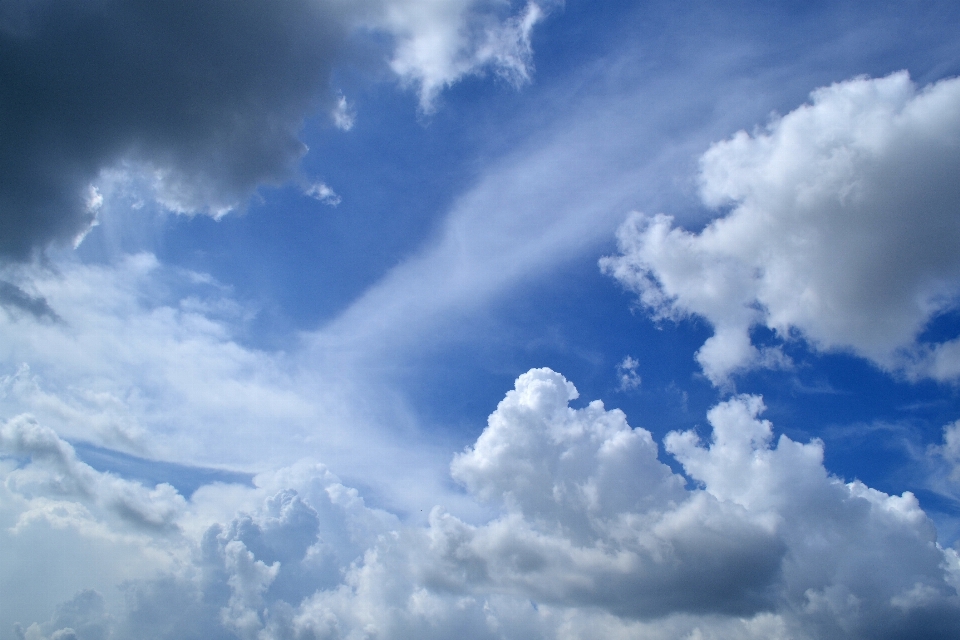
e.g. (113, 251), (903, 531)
(5, 369), (959, 639)
(602, 71), (960, 385)
(617, 355), (642, 391)
(331, 94), (356, 131)
(304, 182), (342, 206)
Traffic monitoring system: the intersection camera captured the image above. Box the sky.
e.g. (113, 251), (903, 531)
(2, 1), (960, 638)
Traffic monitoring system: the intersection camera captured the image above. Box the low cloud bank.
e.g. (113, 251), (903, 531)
(603, 72), (960, 385)
(3, 368), (958, 639)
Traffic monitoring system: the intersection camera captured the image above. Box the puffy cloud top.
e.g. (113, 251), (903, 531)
(603, 72), (960, 384)
(4, 369), (960, 639)
(451, 368), (686, 539)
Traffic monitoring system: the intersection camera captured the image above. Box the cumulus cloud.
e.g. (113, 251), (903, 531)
(304, 182), (342, 207)
(617, 356), (642, 391)
(373, 0), (546, 112)
(0, 414), (186, 530)
(0, 0), (546, 261)
(602, 71), (960, 385)
(5, 369), (959, 639)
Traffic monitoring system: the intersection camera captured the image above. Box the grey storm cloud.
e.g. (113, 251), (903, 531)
(0, 0), (342, 261)
(0, 0), (544, 263)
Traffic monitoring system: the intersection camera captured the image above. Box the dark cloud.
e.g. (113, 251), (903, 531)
(0, 0), (344, 261)
(0, 280), (60, 321)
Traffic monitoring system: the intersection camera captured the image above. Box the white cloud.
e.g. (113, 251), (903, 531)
(367, 0), (546, 113)
(617, 356), (642, 391)
(602, 72), (960, 385)
(0, 255), (474, 535)
(331, 94), (356, 131)
(451, 368), (685, 533)
(0, 255), (315, 463)
(0, 414), (186, 531)
(5, 369), (958, 639)
(304, 181), (342, 206)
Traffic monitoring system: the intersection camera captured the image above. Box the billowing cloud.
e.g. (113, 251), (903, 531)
(4, 369), (958, 639)
(0, 414), (186, 530)
(0, 0), (545, 261)
(373, 0), (545, 112)
(602, 72), (960, 385)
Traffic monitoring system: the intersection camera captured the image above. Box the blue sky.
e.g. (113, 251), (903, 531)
(3, 1), (960, 638)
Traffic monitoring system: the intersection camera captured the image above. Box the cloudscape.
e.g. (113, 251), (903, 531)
(2, 2), (960, 639)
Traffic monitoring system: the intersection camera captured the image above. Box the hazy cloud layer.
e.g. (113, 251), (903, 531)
(0, 0), (544, 260)
(0, 255), (470, 521)
(603, 72), (960, 385)
(4, 369), (958, 639)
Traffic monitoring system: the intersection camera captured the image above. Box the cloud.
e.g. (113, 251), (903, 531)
(331, 94), (356, 132)
(0, 0), (546, 261)
(0, 414), (186, 530)
(928, 420), (960, 500)
(307, 82), (676, 363)
(617, 356), (642, 391)
(304, 182), (342, 207)
(0, 281), (60, 322)
(374, 0), (546, 112)
(940, 421), (960, 482)
(602, 72), (960, 385)
(14, 590), (111, 640)
(5, 369), (959, 639)
(0, 253), (483, 529)
(665, 395), (960, 638)
(0, 255), (319, 462)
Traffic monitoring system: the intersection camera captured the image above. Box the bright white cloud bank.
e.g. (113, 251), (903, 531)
(603, 72), (960, 385)
(4, 368), (959, 639)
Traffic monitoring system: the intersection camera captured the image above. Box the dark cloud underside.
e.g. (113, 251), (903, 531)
(0, 280), (60, 320)
(0, 0), (343, 260)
